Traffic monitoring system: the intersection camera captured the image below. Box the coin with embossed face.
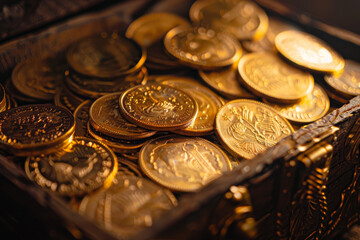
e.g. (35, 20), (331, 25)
(216, 100), (293, 159)
(164, 26), (242, 70)
(157, 76), (223, 136)
(190, 0), (268, 40)
(126, 12), (191, 47)
(66, 33), (146, 78)
(199, 61), (256, 99)
(0, 104), (75, 156)
(139, 135), (232, 192)
(90, 92), (156, 140)
(264, 84), (329, 124)
(119, 83), (198, 131)
(238, 52), (314, 103)
(12, 57), (65, 101)
(324, 60), (360, 99)
(25, 137), (118, 196)
(79, 175), (177, 238)
(275, 30), (345, 74)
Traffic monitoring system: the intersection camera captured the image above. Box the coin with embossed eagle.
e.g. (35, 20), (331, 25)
(0, 104), (75, 156)
(216, 100), (293, 159)
(25, 137), (118, 196)
(119, 83), (198, 131)
(139, 135), (232, 192)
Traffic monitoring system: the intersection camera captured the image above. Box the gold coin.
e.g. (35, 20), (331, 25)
(117, 157), (143, 177)
(199, 61), (256, 99)
(324, 60), (360, 99)
(54, 85), (85, 112)
(264, 84), (329, 123)
(25, 137), (118, 196)
(78, 175), (177, 238)
(74, 100), (92, 137)
(146, 40), (182, 70)
(126, 12), (191, 47)
(164, 26), (242, 70)
(87, 122), (146, 153)
(0, 104), (75, 156)
(216, 99), (293, 159)
(119, 83), (198, 131)
(275, 30), (345, 74)
(238, 52), (314, 103)
(189, 0), (268, 40)
(0, 84), (6, 112)
(66, 33), (146, 78)
(89, 92), (156, 140)
(64, 67), (148, 99)
(157, 76), (223, 135)
(139, 135), (232, 192)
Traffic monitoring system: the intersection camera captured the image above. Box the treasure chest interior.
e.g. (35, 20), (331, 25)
(0, 0), (359, 239)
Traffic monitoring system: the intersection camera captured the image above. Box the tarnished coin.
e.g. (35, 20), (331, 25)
(126, 12), (191, 47)
(119, 83), (198, 131)
(139, 135), (232, 192)
(0, 104), (75, 156)
(275, 30), (345, 74)
(216, 100), (293, 159)
(238, 52), (314, 103)
(199, 61), (256, 99)
(74, 100), (92, 137)
(164, 26), (242, 70)
(11, 57), (65, 101)
(89, 92), (156, 140)
(265, 84), (329, 124)
(66, 33), (146, 78)
(157, 76), (223, 135)
(189, 0), (268, 40)
(324, 60), (360, 99)
(25, 137), (118, 196)
(79, 175), (177, 239)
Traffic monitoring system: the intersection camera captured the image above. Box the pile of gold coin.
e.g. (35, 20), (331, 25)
(1, 0), (359, 238)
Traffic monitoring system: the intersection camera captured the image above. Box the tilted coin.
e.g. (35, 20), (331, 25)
(79, 175), (177, 239)
(164, 26), (242, 70)
(126, 12), (191, 47)
(189, 0), (268, 40)
(216, 100), (293, 159)
(25, 137), (118, 196)
(139, 135), (232, 192)
(0, 84), (6, 112)
(264, 84), (329, 124)
(119, 83), (198, 131)
(11, 57), (65, 101)
(157, 76), (223, 135)
(89, 92), (156, 140)
(324, 60), (360, 99)
(275, 30), (345, 74)
(5, 78), (38, 104)
(64, 67), (148, 99)
(0, 104), (75, 156)
(54, 85), (85, 112)
(117, 157), (143, 177)
(238, 52), (314, 103)
(66, 33), (146, 78)
(199, 61), (256, 99)
(74, 100), (92, 137)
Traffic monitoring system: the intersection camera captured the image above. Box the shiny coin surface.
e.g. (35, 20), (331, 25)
(199, 61), (256, 99)
(74, 100), (92, 137)
(157, 76), (223, 135)
(238, 52), (314, 103)
(11, 57), (65, 101)
(190, 0), (268, 40)
(66, 33), (146, 78)
(119, 83), (198, 131)
(89, 92), (156, 140)
(265, 84), (329, 124)
(275, 30), (345, 74)
(139, 135), (232, 192)
(216, 100), (293, 159)
(126, 12), (191, 47)
(25, 137), (118, 196)
(324, 60), (360, 99)
(0, 104), (75, 156)
(79, 175), (177, 239)
(164, 26), (242, 70)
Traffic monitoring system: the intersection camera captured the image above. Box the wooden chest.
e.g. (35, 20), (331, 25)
(0, 0), (359, 239)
